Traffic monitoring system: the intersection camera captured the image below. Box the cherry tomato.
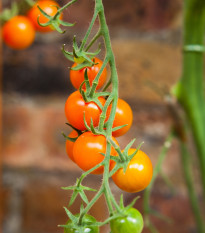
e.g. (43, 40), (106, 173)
(2, 15), (35, 50)
(70, 57), (107, 90)
(64, 214), (99, 233)
(111, 99), (133, 137)
(65, 130), (78, 162)
(112, 149), (153, 192)
(73, 131), (118, 174)
(27, 0), (62, 33)
(65, 91), (105, 131)
(110, 208), (143, 233)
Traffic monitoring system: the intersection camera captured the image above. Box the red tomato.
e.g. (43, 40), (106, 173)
(2, 16), (35, 50)
(70, 57), (107, 90)
(27, 0), (62, 33)
(73, 131), (118, 174)
(64, 91), (105, 131)
(65, 130), (78, 162)
(112, 149), (153, 192)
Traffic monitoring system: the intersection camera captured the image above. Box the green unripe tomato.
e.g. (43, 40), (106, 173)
(64, 214), (99, 233)
(110, 208), (143, 233)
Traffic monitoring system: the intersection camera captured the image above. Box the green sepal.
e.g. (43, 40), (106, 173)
(70, 61), (92, 71)
(112, 124), (128, 132)
(63, 207), (78, 224)
(62, 132), (78, 142)
(65, 123), (82, 135)
(0, 2), (18, 23)
(62, 44), (74, 62)
(124, 196), (140, 211)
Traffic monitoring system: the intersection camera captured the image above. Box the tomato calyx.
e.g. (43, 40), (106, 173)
(62, 178), (97, 206)
(36, 2), (75, 33)
(60, 210), (100, 233)
(62, 36), (101, 64)
(109, 138), (143, 176)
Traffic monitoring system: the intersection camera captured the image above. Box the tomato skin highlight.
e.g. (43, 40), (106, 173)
(64, 214), (99, 233)
(110, 208), (144, 233)
(73, 131), (118, 174)
(27, 0), (62, 33)
(112, 149), (153, 193)
(65, 130), (78, 162)
(112, 99), (133, 137)
(70, 57), (107, 90)
(64, 91), (105, 131)
(2, 15), (35, 50)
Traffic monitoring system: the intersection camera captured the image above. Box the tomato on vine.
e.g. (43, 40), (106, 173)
(65, 130), (79, 162)
(2, 15), (35, 50)
(110, 98), (133, 137)
(112, 149), (153, 192)
(64, 91), (106, 131)
(64, 214), (99, 233)
(27, 0), (62, 33)
(110, 208), (143, 233)
(73, 131), (118, 174)
(70, 57), (107, 90)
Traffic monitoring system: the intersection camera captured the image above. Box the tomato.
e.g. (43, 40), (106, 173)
(27, 0), (62, 33)
(70, 57), (107, 90)
(111, 99), (133, 137)
(2, 15), (35, 50)
(64, 214), (99, 233)
(110, 208), (143, 233)
(65, 130), (78, 162)
(65, 91), (105, 131)
(73, 131), (118, 174)
(112, 149), (153, 192)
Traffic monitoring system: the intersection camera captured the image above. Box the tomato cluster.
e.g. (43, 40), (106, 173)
(2, 0), (62, 50)
(64, 57), (153, 193)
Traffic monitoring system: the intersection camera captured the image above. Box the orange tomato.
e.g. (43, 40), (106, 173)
(112, 99), (133, 137)
(2, 15), (35, 50)
(70, 57), (107, 90)
(27, 0), (62, 33)
(65, 130), (78, 162)
(73, 131), (118, 174)
(112, 149), (153, 192)
(64, 91), (105, 131)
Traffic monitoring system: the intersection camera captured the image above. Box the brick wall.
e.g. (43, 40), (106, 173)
(1, 0), (199, 233)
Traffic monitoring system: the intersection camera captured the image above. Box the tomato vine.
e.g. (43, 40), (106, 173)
(45, 0), (153, 231)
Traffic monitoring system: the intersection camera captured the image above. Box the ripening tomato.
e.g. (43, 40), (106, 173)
(64, 214), (99, 233)
(110, 208), (143, 233)
(65, 130), (78, 162)
(2, 16), (35, 50)
(111, 99), (133, 137)
(112, 149), (153, 192)
(65, 91), (106, 131)
(73, 131), (118, 174)
(70, 57), (107, 90)
(27, 0), (62, 33)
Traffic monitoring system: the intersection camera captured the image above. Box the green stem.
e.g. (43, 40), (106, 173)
(85, 29), (102, 52)
(58, 0), (78, 13)
(174, 0), (205, 200)
(180, 141), (205, 233)
(79, 11), (99, 52)
(143, 132), (174, 216)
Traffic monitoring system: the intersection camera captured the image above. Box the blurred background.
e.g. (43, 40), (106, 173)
(1, 0), (198, 232)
